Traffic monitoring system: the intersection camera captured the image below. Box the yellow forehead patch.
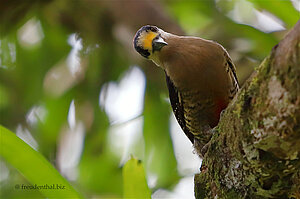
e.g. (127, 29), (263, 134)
(142, 32), (158, 50)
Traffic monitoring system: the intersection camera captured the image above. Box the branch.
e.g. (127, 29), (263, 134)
(195, 20), (300, 198)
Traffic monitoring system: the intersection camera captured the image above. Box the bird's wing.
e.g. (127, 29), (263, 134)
(165, 73), (195, 143)
(226, 56), (240, 99)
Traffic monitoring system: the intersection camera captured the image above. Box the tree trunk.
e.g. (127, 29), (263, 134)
(194, 20), (300, 198)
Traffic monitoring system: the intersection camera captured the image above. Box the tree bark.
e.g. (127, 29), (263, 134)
(194, 20), (300, 198)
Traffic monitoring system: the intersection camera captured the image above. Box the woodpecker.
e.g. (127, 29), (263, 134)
(133, 25), (239, 156)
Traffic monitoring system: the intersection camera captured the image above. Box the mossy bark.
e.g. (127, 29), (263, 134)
(194, 20), (300, 199)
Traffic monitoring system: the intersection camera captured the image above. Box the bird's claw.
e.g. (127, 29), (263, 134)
(194, 128), (216, 158)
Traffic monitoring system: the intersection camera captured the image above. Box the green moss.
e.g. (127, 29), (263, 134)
(224, 189), (242, 198)
(232, 94), (243, 118)
(257, 56), (271, 77)
(195, 45), (300, 198)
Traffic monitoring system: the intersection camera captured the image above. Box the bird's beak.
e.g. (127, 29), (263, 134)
(152, 36), (168, 52)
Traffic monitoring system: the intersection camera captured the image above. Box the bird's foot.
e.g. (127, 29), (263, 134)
(220, 109), (226, 119)
(194, 127), (217, 158)
(200, 141), (211, 157)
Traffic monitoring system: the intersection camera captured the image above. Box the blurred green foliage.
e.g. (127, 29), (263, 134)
(0, 0), (298, 198)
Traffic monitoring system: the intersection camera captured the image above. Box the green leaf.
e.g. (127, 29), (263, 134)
(122, 157), (151, 199)
(0, 125), (83, 199)
(249, 0), (299, 28)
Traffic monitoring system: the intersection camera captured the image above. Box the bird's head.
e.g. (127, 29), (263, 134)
(133, 25), (168, 60)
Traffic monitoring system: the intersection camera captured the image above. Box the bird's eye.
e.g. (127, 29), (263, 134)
(150, 27), (157, 32)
